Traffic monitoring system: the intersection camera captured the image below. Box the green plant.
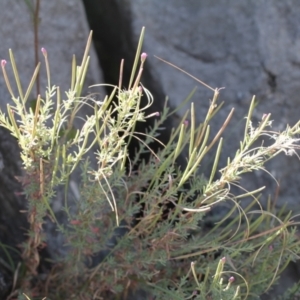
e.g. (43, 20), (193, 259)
(1, 28), (300, 299)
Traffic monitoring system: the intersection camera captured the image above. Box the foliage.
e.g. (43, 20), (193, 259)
(1, 28), (300, 300)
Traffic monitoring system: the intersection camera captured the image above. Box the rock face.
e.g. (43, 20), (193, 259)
(0, 127), (27, 297)
(129, 0), (300, 212)
(82, 0), (185, 166)
(0, 1), (102, 102)
(82, 0), (300, 212)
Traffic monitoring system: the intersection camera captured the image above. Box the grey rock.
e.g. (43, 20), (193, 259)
(131, 0), (300, 213)
(0, 127), (27, 299)
(0, 1), (103, 104)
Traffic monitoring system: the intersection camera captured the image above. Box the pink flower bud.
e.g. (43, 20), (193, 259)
(141, 52), (147, 62)
(41, 47), (47, 57)
(229, 276), (235, 283)
(1, 60), (7, 67)
(221, 257), (226, 263)
(183, 120), (189, 126)
(91, 226), (99, 233)
(70, 219), (81, 225)
(145, 111), (160, 119)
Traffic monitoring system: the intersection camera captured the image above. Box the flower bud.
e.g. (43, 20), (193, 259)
(145, 111), (160, 119)
(1, 60), (7, 68)
(41, 47), (47, 57)
(70, 219), (81, 225)
(91, 226), (99, 233)
(141, 52), (147, 62)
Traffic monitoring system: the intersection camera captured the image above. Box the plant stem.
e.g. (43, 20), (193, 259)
(33, 0), (40, 97)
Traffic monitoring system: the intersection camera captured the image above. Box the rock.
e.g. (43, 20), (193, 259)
(129, 0), (300, 212)
(0, 127), (27, 299)
(82, 0), (185, 166)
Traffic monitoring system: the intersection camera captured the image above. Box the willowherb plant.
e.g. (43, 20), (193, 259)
(1, 28), (300, 300)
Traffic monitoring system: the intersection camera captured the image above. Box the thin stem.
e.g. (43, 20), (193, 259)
(33, 0), (40, 97)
